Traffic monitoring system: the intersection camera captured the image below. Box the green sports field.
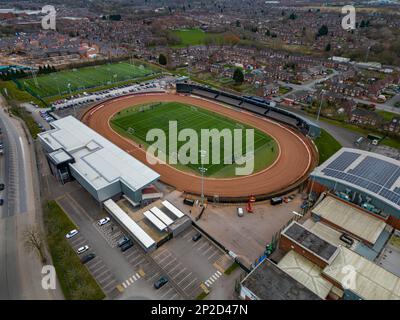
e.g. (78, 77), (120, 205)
(21, 61), (157, 98)
(110, 102), (278, 178)
(170, 28), (224, 48)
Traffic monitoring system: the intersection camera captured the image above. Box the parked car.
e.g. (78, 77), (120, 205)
(117, 236), (131, 247)
(0, 199), (4, 206)
(76, 245), (89, 254)
(237, 207), (244, 217)
(271, 197), (283, 206)
(192, 233), (202, 242)
(120, 240), (133, 252)
(154, 276), (168, 289)
(66, 229), (79, 239)
(80, 253), (96, 264)
(300, 200), (310, 209)
(97, 217), (111, 226)
(0, 183), (5, 191)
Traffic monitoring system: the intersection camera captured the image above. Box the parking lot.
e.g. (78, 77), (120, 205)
(120, 244), (184, 300)
(92, 209), (232, 299)
(93, 214), (185, 300)
(67, 232), (120, 299)
(180, 193), (303, 268)
(151, 247), (203, 299)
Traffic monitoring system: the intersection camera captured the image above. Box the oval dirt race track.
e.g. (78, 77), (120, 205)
(82, 92), (317, 200)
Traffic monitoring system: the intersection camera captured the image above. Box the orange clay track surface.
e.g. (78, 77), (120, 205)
(82, 92), (318, 200)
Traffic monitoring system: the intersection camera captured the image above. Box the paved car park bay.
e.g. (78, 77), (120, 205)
(150, 226), (233, 296)
(120, 245), (184, 300)
(53, 178), (235, 300)
(67, 233), (120, 299)
(151, 247), (203, 299)
(93, 212), (185, 300)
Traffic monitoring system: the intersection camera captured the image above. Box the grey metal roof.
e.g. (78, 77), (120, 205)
(311, 148), (400, 212)
(241, 259), (321, 300)
(38, 116), (160, 192)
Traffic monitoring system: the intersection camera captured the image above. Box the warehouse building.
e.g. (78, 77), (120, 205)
(310, 148), (400, 229)
(38, 116), (160, 205)
(239, 259), (320, 300)
(277, 221), (400, 300)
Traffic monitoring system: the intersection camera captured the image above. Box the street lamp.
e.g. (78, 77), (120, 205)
(316, 89), (325, 123)
(199, 150), (207, 207)
(68, 83), (76, 117)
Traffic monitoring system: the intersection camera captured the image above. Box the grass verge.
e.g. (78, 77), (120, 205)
(224, 262), (240, 275)
(321, 117), (400, 150)
(43, 200), (105, 300)
(9, 103), (41, 138)
(196, 291), (209, 300)
(314, 129), (342, 165)
(0, 80), (46, 107)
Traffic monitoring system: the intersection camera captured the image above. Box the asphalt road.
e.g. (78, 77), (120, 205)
(277, 70), (400, 115)
(0, 97), (62, 300)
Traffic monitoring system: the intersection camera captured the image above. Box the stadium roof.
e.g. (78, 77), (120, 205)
(311, 148), (400, 212)
(38, 116), (160, 192)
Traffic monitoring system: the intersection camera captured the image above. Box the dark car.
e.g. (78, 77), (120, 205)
(270, 197), (283, 206)
(120, 240), (133, 252)
(192, 233), (202, 242)
(0, 183), (4, 191)
(80, 253), (96, 264)
(0, 199), (4, 206)
(117, 236), (131, 247)
(154, 276), (168, 289)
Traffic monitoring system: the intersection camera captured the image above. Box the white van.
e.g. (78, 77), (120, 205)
(237, 207), (244, 217)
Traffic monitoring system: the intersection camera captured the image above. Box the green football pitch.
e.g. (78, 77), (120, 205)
(110, 102), (278, 178)
(21, 61), (157, 98)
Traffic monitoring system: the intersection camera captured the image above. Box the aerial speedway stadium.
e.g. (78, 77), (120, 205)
(82, 84), (319, 202)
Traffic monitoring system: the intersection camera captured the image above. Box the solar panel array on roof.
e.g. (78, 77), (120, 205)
(321, 151), (400, 206)
(385, 168), (400, 189)
(326, 151), (360, 171)
(348, 156), (398, 187)
(380, 188), (400, 205)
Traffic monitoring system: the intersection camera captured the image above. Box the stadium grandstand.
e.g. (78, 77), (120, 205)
(176, 82), (321, 138)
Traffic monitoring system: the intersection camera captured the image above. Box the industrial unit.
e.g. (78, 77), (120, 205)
(38, 116), (160, 205)
(310, 148), (400, 228)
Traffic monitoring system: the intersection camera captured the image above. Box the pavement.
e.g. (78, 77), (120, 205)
(0, 95), (63, 299)
(277, 69), (339, 93)
(276, 70), (400, 115)
(178, 192), (303, 269)
(277, 104), (360, 148)
(351, 96), (400, 114)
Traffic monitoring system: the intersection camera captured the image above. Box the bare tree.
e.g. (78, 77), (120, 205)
(24, 226), (47, 264)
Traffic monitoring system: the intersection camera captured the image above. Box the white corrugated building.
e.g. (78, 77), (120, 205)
(38, 116), (160, 204)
